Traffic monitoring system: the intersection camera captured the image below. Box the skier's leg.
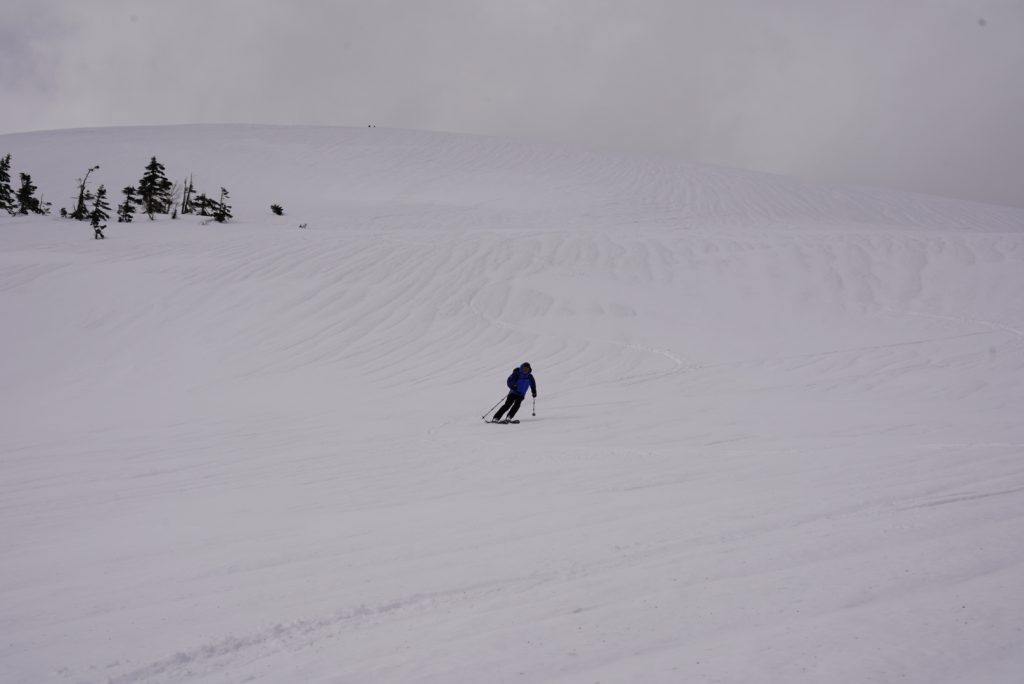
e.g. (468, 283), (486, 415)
(507, 395), (524, 419)
(493, 394), (515, 421)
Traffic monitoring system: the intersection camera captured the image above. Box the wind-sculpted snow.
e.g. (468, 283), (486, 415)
(1, 125), (1023, 683)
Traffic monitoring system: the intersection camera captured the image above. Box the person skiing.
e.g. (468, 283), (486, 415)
(491, 362), (537, 423)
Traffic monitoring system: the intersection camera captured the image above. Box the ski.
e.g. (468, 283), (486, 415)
(487, 419), (520, 424)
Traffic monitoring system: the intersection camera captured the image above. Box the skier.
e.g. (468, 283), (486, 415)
(491, 362), (537, 423)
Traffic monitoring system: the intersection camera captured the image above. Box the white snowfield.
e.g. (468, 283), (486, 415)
(1, 125), (1023, 684)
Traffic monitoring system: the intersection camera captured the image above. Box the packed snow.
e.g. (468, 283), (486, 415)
(1, 125), (1023, 683)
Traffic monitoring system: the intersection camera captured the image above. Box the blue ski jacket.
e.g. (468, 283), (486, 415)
(507, 367), (537, 398)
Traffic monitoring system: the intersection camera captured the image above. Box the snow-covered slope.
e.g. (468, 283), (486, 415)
(2, 125), (1023, 683)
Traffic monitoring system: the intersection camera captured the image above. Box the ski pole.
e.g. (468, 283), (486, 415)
(532, 396), (536, 416)
(482, 395), (506, 420)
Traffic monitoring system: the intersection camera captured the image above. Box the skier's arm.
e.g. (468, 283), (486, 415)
(530, 375), (537, 397)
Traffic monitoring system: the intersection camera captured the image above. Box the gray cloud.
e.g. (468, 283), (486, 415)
(1, 0), (1022, 208)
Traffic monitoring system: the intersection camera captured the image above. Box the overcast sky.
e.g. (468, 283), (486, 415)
(2, 0), (1022, 208)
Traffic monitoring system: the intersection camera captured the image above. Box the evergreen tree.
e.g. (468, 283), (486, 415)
(0, 154), (15, 215)
(213, 187), (232, 223)
(15, 173), (47, 215)
(193, 192), (214, 217)
(90, 185), (110, 238)
(270, 204), (283, 216)
(117, 186), (138, 223)
(69, 165), (100, 220)
(90, 185), (110, 225)
(137, 156), (173, 218)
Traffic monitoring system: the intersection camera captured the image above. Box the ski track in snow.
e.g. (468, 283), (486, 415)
(1, 125), (1024, 684)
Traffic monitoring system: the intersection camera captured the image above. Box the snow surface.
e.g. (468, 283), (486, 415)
(2, 124), (1024, 683)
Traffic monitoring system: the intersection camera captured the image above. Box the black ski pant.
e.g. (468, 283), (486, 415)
(493, 392), (525, 421)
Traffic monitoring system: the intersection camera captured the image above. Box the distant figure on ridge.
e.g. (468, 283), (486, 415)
(491, 362), (537, 423)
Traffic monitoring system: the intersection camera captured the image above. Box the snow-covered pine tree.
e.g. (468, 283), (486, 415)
(69, 165), (100, 221)
(117, 186), (138, 223)
(213, 187), (232, 223)
(90, 185), (110, 238)
(193, 192), (213, 217)
(0, 154), (15, 215)
(15, 173), (47, 215)
(137, 156), (173, 219)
